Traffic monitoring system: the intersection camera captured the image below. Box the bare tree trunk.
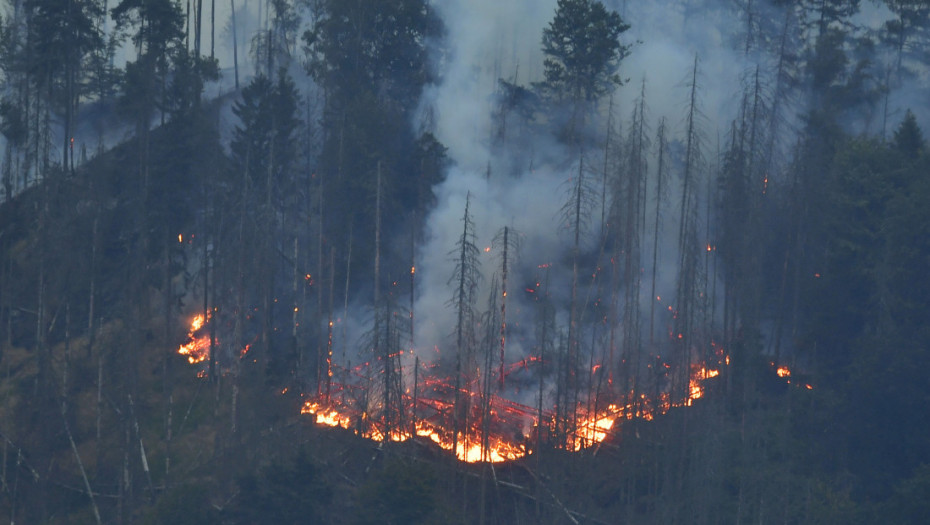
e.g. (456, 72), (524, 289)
(373, 162), (386, 430)
(451, 194), (479, 459)
(164, 237), (174, 482)
(316, 173), (325, 392)
(675, 55), (701, 401)
(87, 214), (99, 358)
(325, 248), (334, 399)
(567, 154), (584, 447)
(96, 348), (104, 470)
(497, 227), (510, 390)
(648, 118), (668, 354)
(62, 400), (102, 525)
(291, 234), (299, 379)
(230, 0), (239, 89)
(232, 147), (249, 436)
(128, 395), (155, 502)
(195, 0), (202, 56)
(342, 223), (352, 366)
(35, 184), (48, 395)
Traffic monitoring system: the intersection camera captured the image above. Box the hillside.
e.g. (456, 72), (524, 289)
(3, 0), (930, 523)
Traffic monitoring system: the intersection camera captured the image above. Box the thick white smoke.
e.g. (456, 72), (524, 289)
(409, 0), (757, 397)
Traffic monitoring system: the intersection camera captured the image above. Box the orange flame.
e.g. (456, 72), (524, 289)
(178, 314), (210, 364)
(175, 309), (799, 465)
(298, 356), (731, 464)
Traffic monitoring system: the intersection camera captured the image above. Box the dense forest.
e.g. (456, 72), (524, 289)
(0, 0), (929, 522)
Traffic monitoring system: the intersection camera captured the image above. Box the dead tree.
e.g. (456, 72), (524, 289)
(448, 193), (481, 458)
(491, 225), (522, 390)
(559, 152), (597, 448)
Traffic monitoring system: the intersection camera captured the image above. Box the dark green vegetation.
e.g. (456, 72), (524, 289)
(0, 0), (929, 523)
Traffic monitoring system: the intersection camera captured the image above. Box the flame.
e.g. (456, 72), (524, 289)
(175, 309), (798, 465)
(688, 366), (720, 403)
(774, 365), (812, 389)
(301, 397), (619, 463)
(178, 314), (210, 364)
(177, 313), (251, 371)
(298, 357), (730, 464)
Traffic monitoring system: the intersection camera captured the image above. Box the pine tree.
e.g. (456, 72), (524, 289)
(539, 0), (630, 140)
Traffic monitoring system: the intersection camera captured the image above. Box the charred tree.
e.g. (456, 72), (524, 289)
(559, 151), (597, 448)
(491, 225), (521, 390)
(673, 55), (705, 402)
(618, 80), (650, 405)
(448, 194), (481, 459)
(648, 118), (670, 355)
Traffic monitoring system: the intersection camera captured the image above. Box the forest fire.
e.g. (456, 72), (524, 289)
(773, 364), (812, 389)
(175, 315), (799, 464)
(299, 358), (728, 463)
(688, 366), (720, 403)
(178, 314), (210, 364)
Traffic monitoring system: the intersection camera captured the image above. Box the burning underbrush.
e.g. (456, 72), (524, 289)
(178, 313), (210, 365)
(178, 314), (804, 464)
(299, 360), (726, 463)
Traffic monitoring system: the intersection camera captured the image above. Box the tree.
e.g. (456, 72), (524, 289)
(229, 70), (300, 388)
(892, 108), (923, 159)
(447, 194), (481, 458)
(25, 0), (104, 172)
(304, 0), (439, 113)
(558, 152), (598, 447)
(250, 0), (299, 75)
(113, 0), (185, 197)
(882, 0), (930, 63)
(541, 0), (629, 103)
(163, 49), (219, 122)
(673, 57), (705, 401)
(303, 0), (444, 298)
(615, 81), (649, 399)
(717, 67), (771, 392)
(796, 0), (860, 38)
(230, 72), (300, 206)
(491, 225), (521, 390)
(539, 0), (630, 140)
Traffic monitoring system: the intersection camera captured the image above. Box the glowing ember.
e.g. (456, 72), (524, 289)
(777, 366), (791, 378)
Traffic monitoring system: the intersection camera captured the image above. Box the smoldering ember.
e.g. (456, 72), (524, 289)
(0, 0), (928, 523)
